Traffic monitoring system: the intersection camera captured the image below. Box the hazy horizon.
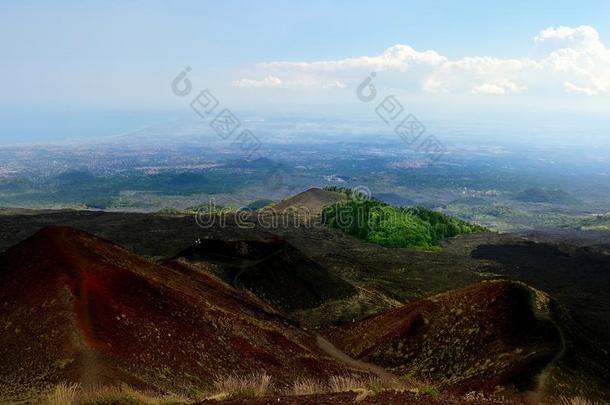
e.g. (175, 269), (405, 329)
(1, 1), (609, 146)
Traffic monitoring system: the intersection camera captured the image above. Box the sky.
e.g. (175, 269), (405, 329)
(1, 0), (610, 143)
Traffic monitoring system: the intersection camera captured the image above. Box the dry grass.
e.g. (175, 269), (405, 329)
(78, 385), (190, 405)
(328, 375), (371, 393)
(556, 396), (603, 405)
(39, 383), (190, 405)
(290, 375), (384, 403)
(212, 372), (271, 399)
(36, 378), (607, 405)
(289, 378), (328, 396)
(43, 382), (80, 405)
(287, 375), (385, 399)
(41, 374), (391, 404)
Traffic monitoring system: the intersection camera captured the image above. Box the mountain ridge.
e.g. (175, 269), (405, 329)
(0, 226), (352, 401)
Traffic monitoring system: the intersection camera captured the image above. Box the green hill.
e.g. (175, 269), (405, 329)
(321, 191), (486, 251)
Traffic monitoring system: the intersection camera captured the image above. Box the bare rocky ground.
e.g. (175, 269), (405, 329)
(195, 391), (525, 404)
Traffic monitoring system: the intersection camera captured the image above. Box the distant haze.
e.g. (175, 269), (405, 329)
(1, 1), (609, 144)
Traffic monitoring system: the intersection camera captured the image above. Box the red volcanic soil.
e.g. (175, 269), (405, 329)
(269, 188), (347, 215)
(0, 226), (350, 401)
(323, 281), (562, 396)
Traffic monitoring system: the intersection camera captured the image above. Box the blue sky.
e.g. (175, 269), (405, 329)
(1, 1), (609, 142)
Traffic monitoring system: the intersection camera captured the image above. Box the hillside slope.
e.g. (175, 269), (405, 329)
(270, 187), (347, 215)
(324, 281), (562, 396)
(0, 226), (350, 401)
(173, 236), (357, 310)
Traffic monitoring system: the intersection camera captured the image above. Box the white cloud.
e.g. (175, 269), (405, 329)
(231, 74), (346, 89)
(564, 81), (599, 95)
(259, 44), (447, 72)
(233, 25), (610, 96)
(232, 75), (282, 88)
(535, 25), (601, 51)
(534, 25), (610, 95)
(472, 80), (527, 95)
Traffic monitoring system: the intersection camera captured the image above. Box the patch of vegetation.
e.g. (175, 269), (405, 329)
(41, 382), (190, 405)
(289, 378), (328, 396)
(322, 194), (486, 251)
(244, 199), (275, 211)
(212, 372), (271, 399)
(156, 203), (239, 216)
(513, 187), (580, 205)
(323, 186), (365, 200)
(574, 214), (610, 231)
(0, 169), (252, 210)
(421, 384), (440, 399)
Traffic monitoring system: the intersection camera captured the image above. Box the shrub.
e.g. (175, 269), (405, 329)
(556, 396), (603, 405)
(212, 372), (271, 398)
(43, 382), (80, 405)
(367, 378), (384, 395)
(328, 375), (369, 393)
(289, 378), (327, 396)
(421, 383), (440, 399)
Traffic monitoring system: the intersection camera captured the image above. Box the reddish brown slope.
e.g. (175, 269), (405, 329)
(269, 188), (346, 215)
(324, 280), (562, 396)
(0, 226), (348, 401)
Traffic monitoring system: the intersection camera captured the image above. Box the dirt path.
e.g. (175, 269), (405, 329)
(315, 335), (408, 390)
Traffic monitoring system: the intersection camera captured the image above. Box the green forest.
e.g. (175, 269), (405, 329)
(322, 188), (486, 250)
